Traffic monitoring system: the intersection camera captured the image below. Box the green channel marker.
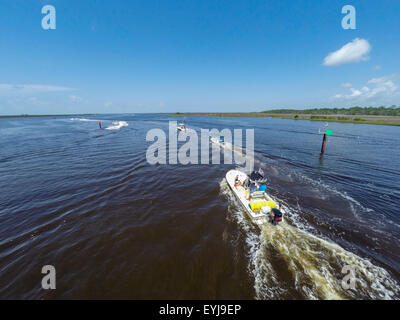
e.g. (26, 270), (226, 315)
(325, 129), (332, 135)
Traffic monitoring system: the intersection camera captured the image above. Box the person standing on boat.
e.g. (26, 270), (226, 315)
(234, 175), (242, 187)
(249, 182), (257, 194)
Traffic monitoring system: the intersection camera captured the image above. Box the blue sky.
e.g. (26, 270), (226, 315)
(0, 0), (399, 114)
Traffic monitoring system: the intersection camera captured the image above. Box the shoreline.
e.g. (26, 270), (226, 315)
(2, 112), (399, 126)
(169, 112), (400, 126)
(0, 113), (97, 119)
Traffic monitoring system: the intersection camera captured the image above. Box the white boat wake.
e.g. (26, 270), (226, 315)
(70, 117), (98, 122)
(105, 121), (129, 130)
(70, 118), (129, 130)
(219, 177), (400, 300)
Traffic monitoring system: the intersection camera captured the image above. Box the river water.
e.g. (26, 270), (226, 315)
(0, 114), (399, 299)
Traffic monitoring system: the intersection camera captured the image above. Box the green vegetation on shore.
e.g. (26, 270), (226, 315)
(262, 106), (400, 116)
(170, 110), (400, 126)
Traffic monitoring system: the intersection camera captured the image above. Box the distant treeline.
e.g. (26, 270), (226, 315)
(0, 113), (96, 119)
(263, 106), (400, 116)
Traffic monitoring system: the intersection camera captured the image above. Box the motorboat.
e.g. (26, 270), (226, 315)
(225, 169), (283, 225)
(177, 123), (186, 132)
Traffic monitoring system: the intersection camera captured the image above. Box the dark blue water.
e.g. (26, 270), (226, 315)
(0, 114), (399, 299)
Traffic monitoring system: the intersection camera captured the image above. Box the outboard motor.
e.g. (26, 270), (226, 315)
(250, 170), (263, 181)
(271, 208), (283, 225)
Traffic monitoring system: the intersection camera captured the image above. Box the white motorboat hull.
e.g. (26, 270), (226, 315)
(177, 124), (195, 133)
(225, 169), (282, 225)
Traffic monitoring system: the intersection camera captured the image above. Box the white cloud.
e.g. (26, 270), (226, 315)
(69, 95), (83, 103)
(323, 38), (371, 66)
(341, 82), (353, 88)
(0, 84), (74, 94)
(333, 75), (398, 102)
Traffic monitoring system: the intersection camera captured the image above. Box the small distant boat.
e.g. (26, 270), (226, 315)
(226, 169), (283, 225)
(177, 116), (190, 132)
(211, 135), (248, 160)
(177, 123), (187, 132)
(177, 122), (196, 133)
(211, 135), (232, 148)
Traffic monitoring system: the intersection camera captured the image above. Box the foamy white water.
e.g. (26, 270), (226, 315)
(219, 178), (400, 300)
(70, 118), (98, 122)
(106, 121), (129, 130)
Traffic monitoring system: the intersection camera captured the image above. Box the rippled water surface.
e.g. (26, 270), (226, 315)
(0, 114), (399, 299)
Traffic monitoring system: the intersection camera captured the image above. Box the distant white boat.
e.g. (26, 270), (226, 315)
(211, 136), (233, 148)
(177, 123), (186, 132)
(177, 122), (195, 133)
(211, 136), (249, 161)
